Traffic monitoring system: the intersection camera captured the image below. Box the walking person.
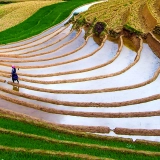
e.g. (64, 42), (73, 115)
(11, 65), (19, 83)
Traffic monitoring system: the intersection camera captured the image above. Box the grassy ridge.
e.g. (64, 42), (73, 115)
(1, 131), (160, 160)
(0, 150), (83, 160)
(0, 117), (160, 152)
(0, 0), (96, 44)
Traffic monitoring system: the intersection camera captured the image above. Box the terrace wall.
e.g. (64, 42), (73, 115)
(146, 32), (160, 58)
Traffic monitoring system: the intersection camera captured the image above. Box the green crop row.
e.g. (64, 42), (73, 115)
(0, 130), (160, 160)
(0, 117), (159, 152)
(0, 149), (86, 160)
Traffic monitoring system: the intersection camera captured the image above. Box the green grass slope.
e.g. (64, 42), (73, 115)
(0, 0), (97, 44)
(0, 115), (160, 159)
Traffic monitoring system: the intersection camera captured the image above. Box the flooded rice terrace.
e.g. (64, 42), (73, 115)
(0, 1), (160, 142)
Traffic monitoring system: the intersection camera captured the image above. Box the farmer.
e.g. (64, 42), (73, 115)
(11, 65), (19, 83)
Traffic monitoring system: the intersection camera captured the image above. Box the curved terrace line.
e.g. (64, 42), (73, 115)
(0, 25), (70, 53)
(0, 90), (160, 119)
(0, 85), (160, 108)
(0, 39), (142, 85)
(18, 26), (74, 56)
(7, 42), (139, 83)
(4, 68), (160, 94)
(2, 128), (160, 153)
(0, 22), (65, 49)
(114, 128), (160, 136)
(0, 29), (82, 58)
(16, 40), (135, 81)
(0, 33), (89, 63)
(1, 108), (160, 145)
(0, 29), (79, 57)
(0, 0), (105, 46)
(0, 146), (105, 160)
(0, 35), (110, 73)
(0, 32), (103, 69)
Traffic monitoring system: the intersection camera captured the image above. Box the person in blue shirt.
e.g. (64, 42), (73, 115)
(11, 65), (19, 83)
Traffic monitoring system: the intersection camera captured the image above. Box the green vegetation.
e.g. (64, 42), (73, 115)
(0, 150), (83, 160)
(1, 117), (160, 152)
(0, 116), (160, 159)
(2, 132), (159, 160)
(0, 0), (97, 44)
(93, 22), (106, 36)
(0, 1), (13, 5)
(124, 24), (142, 35)
(0, 0), (160, 159)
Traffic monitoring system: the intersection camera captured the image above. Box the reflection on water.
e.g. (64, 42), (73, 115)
(13, 85), (19, 92)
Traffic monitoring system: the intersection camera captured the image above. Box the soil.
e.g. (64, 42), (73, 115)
(141, 4), (157, 32)
(92, 35), (103, 46)
(58, 124), (110, 133)
(122, 29), (140, 52)
(146, 32), (160, 58)
(114, 128), (160, 136)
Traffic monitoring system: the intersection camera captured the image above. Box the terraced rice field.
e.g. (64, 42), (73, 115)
(0, 0), (61, 32)
(0, 0), (160, 159)
(74, 0), (160, 37)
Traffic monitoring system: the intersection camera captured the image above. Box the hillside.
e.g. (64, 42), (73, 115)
(0, 0), (160, 159)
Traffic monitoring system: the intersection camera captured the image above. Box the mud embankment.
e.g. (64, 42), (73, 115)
(114, 128), (160, 136)
(1, 108), (160, 146)
(122, 30), (140, 52)
(141, 4), (157, 32)
(58, 124), (110, 133)
(146, 32), (160, 58)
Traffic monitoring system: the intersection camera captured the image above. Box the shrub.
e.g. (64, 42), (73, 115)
(123, 24), (141, 35)
(93, 22), (106, 36)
